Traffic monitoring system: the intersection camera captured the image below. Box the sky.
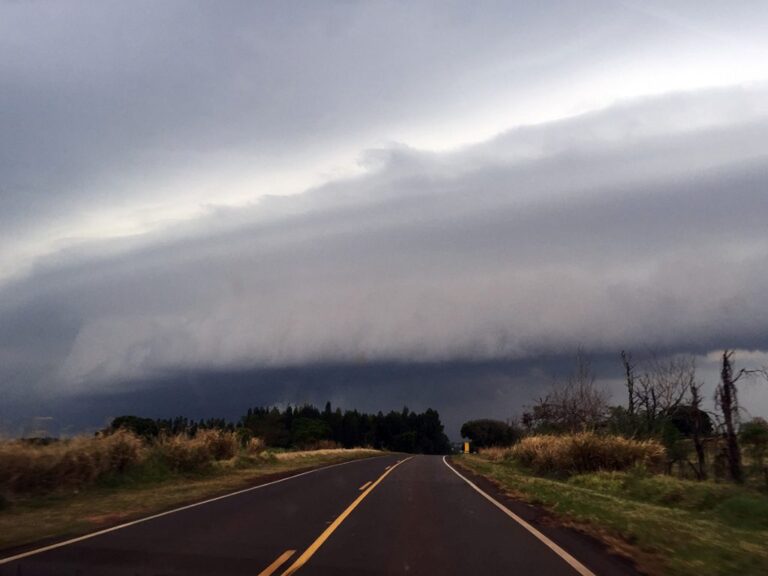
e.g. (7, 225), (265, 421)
(2, 1), (768, 437)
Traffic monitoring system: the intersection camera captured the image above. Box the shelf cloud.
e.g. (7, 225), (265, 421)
(2, 86), (768, 393)
(2, 1), (768, 432)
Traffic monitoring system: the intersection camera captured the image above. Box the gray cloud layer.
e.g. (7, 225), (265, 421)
(4, 1), (768, 275)
(2, 2), (768, 430)
(1, 86), (767, 402)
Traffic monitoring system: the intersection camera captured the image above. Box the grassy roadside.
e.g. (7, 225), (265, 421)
(0, 448), (380, 553)
(457, 454), (768, 576)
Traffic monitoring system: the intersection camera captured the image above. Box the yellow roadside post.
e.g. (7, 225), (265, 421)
(463, 441), (470, 453)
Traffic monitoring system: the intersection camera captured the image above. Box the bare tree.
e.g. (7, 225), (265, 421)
(533, 351), (609, 432)
(717, 350), (743, 483)
(649, 355), (693, 412)
(634, 353), (694, 430)
(714, 350), (768, 483)
(620, 350), (636, 418)
(689, 375), (707, 480)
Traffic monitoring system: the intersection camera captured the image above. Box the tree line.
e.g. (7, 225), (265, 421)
(110, 402), (451, 455)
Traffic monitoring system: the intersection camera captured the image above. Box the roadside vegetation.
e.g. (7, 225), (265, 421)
(0, 427), (378, 551)
(0, 441), (377, 552)
(0, 401), (450, 552)
(459, 349), (768, 576)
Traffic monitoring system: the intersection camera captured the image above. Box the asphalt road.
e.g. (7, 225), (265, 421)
(0, 455), (637, 575)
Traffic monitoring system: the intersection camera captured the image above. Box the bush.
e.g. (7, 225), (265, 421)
(109, 415), (160, 439)
(510, 433), (666, 475)
(198, 429), (238, 460)
(156, 434), (212, 472)
(246, 436), (266, 453)
(461, 419), (520, 448)
(155, 430), (238, 472)
(101, 429), (146, 472)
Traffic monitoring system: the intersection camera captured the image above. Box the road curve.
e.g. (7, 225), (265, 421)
(0, 455), (637, 575)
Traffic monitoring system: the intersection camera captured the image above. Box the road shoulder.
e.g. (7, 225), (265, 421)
(448, 456), (643, 576)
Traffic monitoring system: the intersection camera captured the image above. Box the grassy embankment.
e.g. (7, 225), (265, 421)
(458, 434), (768, 576)
(0, 431), (380, 552)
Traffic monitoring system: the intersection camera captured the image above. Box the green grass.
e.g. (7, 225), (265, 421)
(457, 455), (768, 576)
(0, 448), (380, 553)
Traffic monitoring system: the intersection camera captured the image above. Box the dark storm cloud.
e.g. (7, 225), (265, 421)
(1, 87), (767, 403)
(2, 2), (768, 431)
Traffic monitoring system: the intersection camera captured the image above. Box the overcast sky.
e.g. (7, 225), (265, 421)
(2, 1), (768, 435)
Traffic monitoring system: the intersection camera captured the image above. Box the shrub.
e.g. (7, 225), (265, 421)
(109, 415), (160, 439)
(155, 434), (212, 472)
(155, 430), (238, 472)
(101, 429), (146, 472)
(235, 427), (253, 447)
(461, 419), (520, 448)
(197, 429), (238, 460)
(510, 433), (666, 475)
(246, 436), (266, 453)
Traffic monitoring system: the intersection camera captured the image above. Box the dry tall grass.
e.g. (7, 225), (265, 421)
(0, 430), (145, 494)
(246, 436), (266, 453)
(509, 433), (666, 474)
(274, 448), (378, 461)
(1, 429), (374, 497)
(478, 446), (515, 461)
(156, 430), (238, 472)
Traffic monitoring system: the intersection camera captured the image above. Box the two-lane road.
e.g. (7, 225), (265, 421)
(0, 455), (636, 575)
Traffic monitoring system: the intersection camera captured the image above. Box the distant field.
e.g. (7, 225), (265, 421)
(0, 445), (380, 552)
(458, 453), (768, 576)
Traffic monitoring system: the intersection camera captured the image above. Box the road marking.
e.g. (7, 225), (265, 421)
(442, 456), (596, 576)
(281, 456), (412, 575)
(359, 481), (372, 491)
(0, 455), (393, 566)
(258, 550), (296, 576)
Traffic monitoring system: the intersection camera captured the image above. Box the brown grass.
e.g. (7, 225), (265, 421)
(246, 436), (266, 453)
(154, 430), (240, 472)
(509, 433), (666, 474)
(0, 430), (145, 494)
(478, 446), (516, 461)
(0, 430), (378, 500)
(274, 448), (379, 461)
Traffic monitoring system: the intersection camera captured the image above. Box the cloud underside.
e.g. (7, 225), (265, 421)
(1, 87), (767, 395)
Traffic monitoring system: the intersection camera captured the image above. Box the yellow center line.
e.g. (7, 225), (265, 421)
(281, 457), (412, 575)
(258, 549), (296, 576)
(358, 481), (372, 491)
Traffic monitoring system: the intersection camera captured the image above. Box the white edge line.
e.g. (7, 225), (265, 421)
(0, 454), (392, 566)
(442, 456), (596, 576)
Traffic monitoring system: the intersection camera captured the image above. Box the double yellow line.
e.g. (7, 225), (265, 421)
(270, 457), (410, 575)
